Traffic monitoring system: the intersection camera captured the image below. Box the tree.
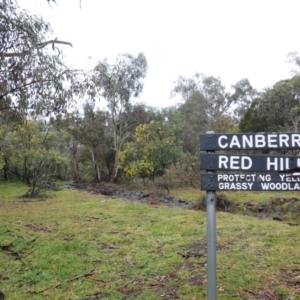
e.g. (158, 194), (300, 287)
(0, 0), (77, 121)
(86, 53), (148, 182)
(172, 73), (237, 155)
(230, 78), (258, 120)
(1, 120), (68, 196)
(120, 119), (182, 182)
(239, 98), (268, 132)
(239, 76), (300, 133)
(287, 52), (300, 75)
(172, 73), (237, 132)
(170, 74), (200, 102)
(200, 75), (235, 132)
(66, 102), (110, 182)
(264, 76), (300, 132)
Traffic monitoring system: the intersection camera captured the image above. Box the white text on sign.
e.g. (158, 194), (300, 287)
(218, 155), (300, 171)
(218, 134), (300, 149)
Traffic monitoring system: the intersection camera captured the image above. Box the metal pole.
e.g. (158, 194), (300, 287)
(205, 131), (217, 300)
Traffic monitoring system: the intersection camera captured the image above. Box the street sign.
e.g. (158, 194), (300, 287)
(201, 173), (300, 191)
(200, 132), (300, 150)
(200, 153), (300, 172)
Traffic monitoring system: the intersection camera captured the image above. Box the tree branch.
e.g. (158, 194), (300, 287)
(1, 40), (73, 58)
(37, 39), (73, 49)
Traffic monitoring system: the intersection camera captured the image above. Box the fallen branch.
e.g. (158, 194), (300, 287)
(22, 248), (36, 259)
(39, 269), (100, 292)
(0, 242), (22, 258)
(86, 276), (104, 283)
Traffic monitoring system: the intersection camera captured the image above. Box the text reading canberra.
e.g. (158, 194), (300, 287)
(200, 133), (300, 150)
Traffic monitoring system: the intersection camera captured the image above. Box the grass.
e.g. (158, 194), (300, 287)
(167, 186), (204, 201)
(223, 190), (300, 204)
(169, 185), (300, 204)
(1, 182), (300, 299)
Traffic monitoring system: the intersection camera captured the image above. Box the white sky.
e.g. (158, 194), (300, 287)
(20, 0), (300, 108)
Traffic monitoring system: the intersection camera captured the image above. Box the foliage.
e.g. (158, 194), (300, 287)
(230, 78), (258, 120)
(85, 53), (148, 182)
(287, 51), (300, 75)
(120, 119), (182, 182)
(1, 120), (68, 197)
(172, 73), (238, 132)
(0, 0), (77, 122)
(239, 75), (300, 132)
(239, 98), (268, 132)
(172, 73), (240, 157)
(65, 102), (110, 182)
(120, 142), (154, 180)
(163, 153), (200, 187)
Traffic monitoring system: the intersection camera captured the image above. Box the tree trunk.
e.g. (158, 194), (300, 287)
(69, 143), (80, 182)
(89, 149), (101, 182)
(109, 150), (119, 183)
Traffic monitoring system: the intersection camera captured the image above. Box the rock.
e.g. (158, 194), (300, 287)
(243, 210), (252, 216)
(255, 204), (265, 212)
(178, 199), (187, 204)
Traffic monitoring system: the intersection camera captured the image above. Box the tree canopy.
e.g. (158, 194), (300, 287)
(240, 75), (300, 133)
(0, 0), (76, 121)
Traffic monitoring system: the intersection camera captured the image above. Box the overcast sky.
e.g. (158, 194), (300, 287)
(21, 0), (300, 108)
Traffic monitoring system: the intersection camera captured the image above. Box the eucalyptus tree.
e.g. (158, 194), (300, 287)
(172, 73), (237, 133)
(287, 52), (300, 74)
(239, 75), (300, 133)
(0, 0), (77, 122)
(172, 73), (237, 156)
(86, 53), (148, 182)
(230, 78), (258, 120)
(239, 98), (268, 132)
(66, 102), (110, 182)
(200, 75), (235, 132)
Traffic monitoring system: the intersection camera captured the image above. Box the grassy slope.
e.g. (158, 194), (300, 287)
(0, 183), (300, 299)
(171, 186), (300, 204)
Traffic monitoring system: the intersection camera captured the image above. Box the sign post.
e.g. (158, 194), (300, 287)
(204, 131), (217, 300)
(199, 132), (300, 300)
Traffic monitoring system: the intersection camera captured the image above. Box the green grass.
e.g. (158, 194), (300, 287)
(168, 186), (204, 201)
(1, 182), (300, 299)
(169, 185), (300, 204)
(223, 190), (300, 204)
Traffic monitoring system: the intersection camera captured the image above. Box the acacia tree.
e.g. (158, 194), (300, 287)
(0, 0), (77, 121)
(1, 120), (68, 196)
(86, 53), (148, 182)
(120, 118), (182, 182)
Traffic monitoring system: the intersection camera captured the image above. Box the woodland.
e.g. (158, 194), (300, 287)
(1, 0), (300, 197)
